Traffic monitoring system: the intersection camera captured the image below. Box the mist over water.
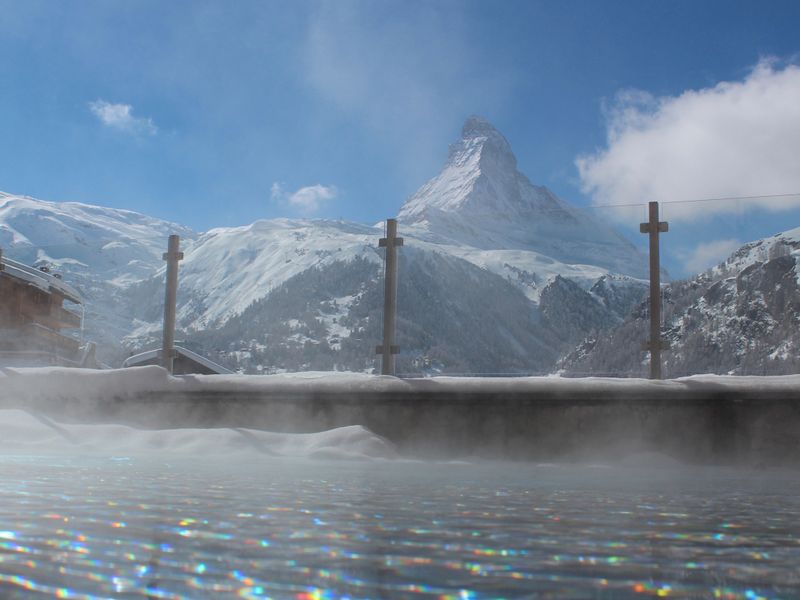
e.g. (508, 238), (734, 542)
(1, 369), (799, 598)
(0, 409), (397, 461)
(1, 445), (799, 599)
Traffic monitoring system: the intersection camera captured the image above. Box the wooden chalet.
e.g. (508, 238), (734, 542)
(0, 252), (86, 366)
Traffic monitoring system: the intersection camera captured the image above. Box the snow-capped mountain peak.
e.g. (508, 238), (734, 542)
(451, 115), (516, 168)
(399, 115), (527, 223)
(397, 117), (648, 277)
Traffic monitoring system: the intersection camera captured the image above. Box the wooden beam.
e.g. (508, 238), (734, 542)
(376, 219), (403, 376)
(640, 201), (669, 379)
(162, 235), (184, 374)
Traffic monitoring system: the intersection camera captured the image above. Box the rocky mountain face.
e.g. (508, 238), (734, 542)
(0, 117), (651, 373)
(398, 116), (648, 277)
(559, 229), (800, 377)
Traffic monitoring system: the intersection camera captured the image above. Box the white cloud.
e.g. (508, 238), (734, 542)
(270, 182), (285, 202)
(271, 182), (337, 214)
(89, 99), (157, 135)
(577, 61), (800, 221)
(681, 239), (742, 275)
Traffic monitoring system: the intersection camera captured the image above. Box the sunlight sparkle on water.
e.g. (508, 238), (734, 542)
(0, 456), (798, 599)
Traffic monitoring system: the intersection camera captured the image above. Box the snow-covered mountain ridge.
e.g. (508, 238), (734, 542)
(0, 191), (195, 285)
(176, 219), (382, 328)
(0, 192), (198, 360)
(560, 230), (800, 377)
(714, 226), (800, 280)
(0, 117), (652, 370)
(171, 117), (649, 329)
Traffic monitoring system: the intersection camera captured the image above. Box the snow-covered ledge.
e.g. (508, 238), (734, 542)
(2, 365), (799, 397)
(1, 367), (799, 465)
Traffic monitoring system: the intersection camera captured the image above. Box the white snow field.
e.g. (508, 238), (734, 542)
(0, 191), (195, 286)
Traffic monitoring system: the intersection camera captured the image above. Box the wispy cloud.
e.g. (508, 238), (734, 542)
(270, 182), (285, 203)
(303, 4), (510, 180)
(271, 182), (338, 214)
(577, 60), (800, 221)
(88, 99), (157, 135)
(680, 239), (742, 274)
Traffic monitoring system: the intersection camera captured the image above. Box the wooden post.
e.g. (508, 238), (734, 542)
(0, 247), (4, 272)
(376, 219), (403, 376)
(161, 235), (184, 374)
(640, 201), (669, 379)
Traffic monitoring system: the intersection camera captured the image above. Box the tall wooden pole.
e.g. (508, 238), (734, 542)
(376, 219), (403, 376)
(161, 235), (184, 374)
(0, 247), (4, 272)
(640, 202), (668, 379)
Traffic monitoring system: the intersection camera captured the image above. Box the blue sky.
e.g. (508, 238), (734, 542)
(2, 1), (800, 275)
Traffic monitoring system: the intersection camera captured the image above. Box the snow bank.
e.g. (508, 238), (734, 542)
(1, 365), (799, 404)
(0, 409), (396, 460)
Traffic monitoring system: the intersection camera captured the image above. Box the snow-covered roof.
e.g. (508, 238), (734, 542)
(0, 256), (82, 304)
(122, 345), (232, 374)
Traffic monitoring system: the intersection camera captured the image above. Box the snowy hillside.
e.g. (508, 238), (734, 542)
(560, 230), (800, 377)
(175, 219), (382, 329)
(0, 192), (194, 362)
(714, 226), (800, 277)
(188, 249), (569, 375)
(167, 116), (649, 331)
(0, 118), (650, 371)
(0, 192), (194, 284)
(168, 117), (650, 332)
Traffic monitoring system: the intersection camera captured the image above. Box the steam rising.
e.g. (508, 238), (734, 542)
(2, 366), (799, 465)
(0, 409), (396, 460)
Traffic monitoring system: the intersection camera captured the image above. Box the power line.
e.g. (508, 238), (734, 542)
(593, 191), (800, 209)
(2, 192), (799, 255)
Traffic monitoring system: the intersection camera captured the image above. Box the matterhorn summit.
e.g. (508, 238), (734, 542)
(399, 116), (647, 277)
(399, 115), (533, 221)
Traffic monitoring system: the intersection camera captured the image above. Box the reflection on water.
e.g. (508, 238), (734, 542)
(0, 456), (798, 599)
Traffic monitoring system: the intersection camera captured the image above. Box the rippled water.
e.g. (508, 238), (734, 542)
(1, 456), (799, 599)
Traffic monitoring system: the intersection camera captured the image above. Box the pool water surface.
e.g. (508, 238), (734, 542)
(0, 456), (798, 599)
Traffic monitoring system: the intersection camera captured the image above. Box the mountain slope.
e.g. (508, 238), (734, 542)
(186, 250), (565, 375)
(0, 192), (194, 283)
(175, 219), (382, 329)
(559, 229), (800, 376)
(398, 116), (649, 278)
(0, 192), (194, 363)
(113, 117), (650, 372)
(0, 117), (650, 372)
